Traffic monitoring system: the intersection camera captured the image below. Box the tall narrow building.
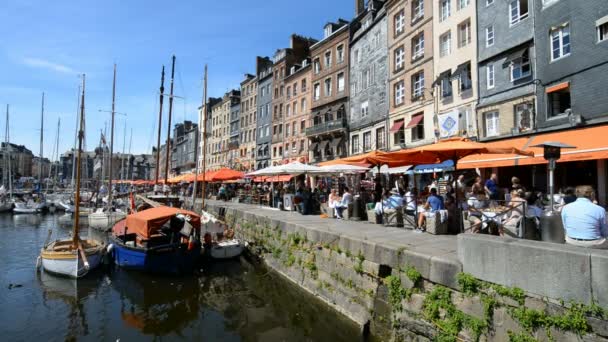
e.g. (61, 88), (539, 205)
(283, 58), (312, 163)
(255, 57), (273, 170)
(349, 0), (390, 156)
(239, 74), (257, 172)
(387, 0), (435, 150)
(307, 19), (350, 163)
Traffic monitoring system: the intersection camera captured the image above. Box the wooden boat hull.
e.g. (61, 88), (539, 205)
(109, 235), (201, 275)
(89, 212), (126, 230)
(40, 240), (104, 278)
(209, 239), (244, 259)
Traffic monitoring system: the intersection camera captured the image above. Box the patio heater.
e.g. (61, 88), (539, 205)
(530, 142), (576, 243)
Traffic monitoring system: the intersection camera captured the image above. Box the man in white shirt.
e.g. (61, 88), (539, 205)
(335, 187), (352, 219)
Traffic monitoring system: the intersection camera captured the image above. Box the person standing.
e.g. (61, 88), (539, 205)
(485, 173), (499, 201)
(561, 186), (607, 249)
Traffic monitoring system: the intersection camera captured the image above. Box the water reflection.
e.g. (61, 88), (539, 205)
(12, 213), (43, 227)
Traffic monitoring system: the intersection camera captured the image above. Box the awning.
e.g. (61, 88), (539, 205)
(413, 160), (455, 174)
(252, 175), (293, 183)
(389, 120), (405, 133)
(330, 137), (343, 149)
(453, 61), (470, 77)
(597, 15), (608, 27)
(319, 140), (330, 151)
(546, 82), (569, 94)
(457, 125), (608, 169)
(405, 114), (424, 129)
(503, 47), (527, 68)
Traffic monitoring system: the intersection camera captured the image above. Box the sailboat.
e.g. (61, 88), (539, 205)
(39, 75), (105, 278)
(89, 64), (126, 230)
(0, 104), (14, 212)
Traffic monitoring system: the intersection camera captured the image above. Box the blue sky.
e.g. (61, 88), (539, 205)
(0, 0), (353, 158)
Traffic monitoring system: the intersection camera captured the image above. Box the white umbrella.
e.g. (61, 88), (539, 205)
(311, 164), (370, 175)
(246, 161), (323, 176)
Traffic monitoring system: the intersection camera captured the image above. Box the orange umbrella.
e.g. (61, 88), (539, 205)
(317, 150), (390, 166)
(384, 137), (535, 167)
(208, 168), (244, 182)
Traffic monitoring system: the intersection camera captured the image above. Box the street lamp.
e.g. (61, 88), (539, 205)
(530, 141), (576, 243)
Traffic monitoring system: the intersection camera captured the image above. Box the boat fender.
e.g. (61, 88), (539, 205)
(35, 256), (41, 269)
(107, 243), (114, 254)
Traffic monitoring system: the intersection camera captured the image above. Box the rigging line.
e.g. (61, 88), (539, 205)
(176, 62), (188, 123)
(147, 89), (159, 153)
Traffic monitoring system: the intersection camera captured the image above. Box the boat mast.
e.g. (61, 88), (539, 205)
(73, 75), (86, 247)
(201, 65), (209, 209)
(121, 121), (126, 182)
(39, 92), (44, 191)
(128, 127), (133, 181)
(164, 55), (176, 184)
(71, 86), (80, 190)
(191, 65), (207, 210)
(5, 105), (12, 199)
(108, 64), (117, 210)
(154, 66), (165, 184)
(52, 118), (60, 191)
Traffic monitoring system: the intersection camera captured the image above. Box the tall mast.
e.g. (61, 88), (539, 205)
(128, 128), (133, 180)
(154, 66), (165, 184)
(121, 121), (126, 181)
(5, 105), (12, 198)
(73, 75), (86, 247)
(71, 86), (80, 189)
(191, 65), (207, 209)
(201, 65), (209, 209)
(39, 92), (44, 189)
(53, 118), (60, 190)
(164, 55), (176, 184)
(108, 64), (117, 209)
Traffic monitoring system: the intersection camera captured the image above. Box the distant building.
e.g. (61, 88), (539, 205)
(31, 156), (51, 180)
(228, 92), (241, 169)
(0, 142), (34, 182)
(196, 97), (222, 173)
(256, 56), (274, 169)
(283, 57), (312, 163)
(171, 120), (198, 175)
(60, 149), (95, 182)
(239, 74), (258, 172)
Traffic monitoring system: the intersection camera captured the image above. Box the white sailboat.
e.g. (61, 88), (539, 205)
(39, 75), (105, 278)
(0, 104), (13, 212)
(89, 64), (127, 230)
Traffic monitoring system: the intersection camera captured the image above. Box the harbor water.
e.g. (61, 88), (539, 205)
(0, 213), (361, 341)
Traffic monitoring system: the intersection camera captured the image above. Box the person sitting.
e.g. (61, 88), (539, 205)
(328, 189), (339, 217)
(335, 187), (353, 219)
(561, 186), (608, 249)
(374, 190), (391, 221)
(417, 188), (445, 231)
(404, 188), (417, 216)
(501, 189), (525, 237)
(562, 187), (577, 205)
(383, 188), (404, 213)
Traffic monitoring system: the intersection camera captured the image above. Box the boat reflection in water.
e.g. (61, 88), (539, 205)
(12, 213), (43, 227)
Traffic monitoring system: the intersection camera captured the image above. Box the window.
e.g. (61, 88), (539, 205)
(412, 33), (424, 60)
(293, 122), (297, 135)
(362, 132), (371, 152)
(598, 21), (608, 42)
(325, 51), (332, 68)
(509, 0), (529, 26)
(286, 86), (291, 99)
(514, 102), (533, 131)
(393, 119), (405, 145)
(376, 127), (386, 149)
(486, 64), (495, 89)
(301, 98), (307, 112)
(286, 123), (290, 137)
(324, 78), (332, 97)
(301, 120), (306, 131)
(361, 101), (369, 117)
(486, 26), (494, 47)
(458, 20), (471, 48)
(547, 85), (571, 118)
(551, 24), (571, 61)
(354, 49), (360, 63)
(394, 46), (405, 70)
(440, 0), (451, 22)
(300, 139), (305, 152)
(280, 86), (284, 97)
(440, 31), (451, 57)
(313, 58), (321, 74)
(301, 79), (307, 91)
(362, 69), (370, 89)
(395, 10), (405, 35)
(324, 25), (332, 38)
(411, 71), (424, 99)
(352, 135), (360, 154)
(293, 101), (297, 115)
(484, 111), (499, 137)
(412, 0), (424, 22)
(286, 104), (291, 117)
(441, 74), (452, 98)
(511, 50), (531, 81)
(486, 0), (494, 5)
(457, 0), (469, 10)
(313, 83), (320, 100)
(261, 86), (265, 97)
(459, 63), (472, 92)
(293, 83), (298, 96)
(411, 114), (424, 141)
(394, 80), (405, 106)
(337, 72), (345, 92)
(337, 44), (345, 63)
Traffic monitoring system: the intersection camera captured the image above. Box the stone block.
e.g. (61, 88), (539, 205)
(490, 307), (525, 342)
(590, 250), (608, 308)
(429, 254), (462, 289)
(454, 295), (485, 321)
(403, 293), (425, 314)
(397, 249), (432, 281)
(524, 297), (547, 312)
(583, 334), (608, 342)
(588, 317), (608, 338)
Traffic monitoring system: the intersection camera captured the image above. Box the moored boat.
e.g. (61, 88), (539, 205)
(89, 208), (126, 231)
(109, 206), (201, 274)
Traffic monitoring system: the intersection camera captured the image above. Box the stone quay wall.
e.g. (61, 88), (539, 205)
(205, 200), (608, 341)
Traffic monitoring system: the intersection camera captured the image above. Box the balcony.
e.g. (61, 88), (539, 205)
(271, 134), (283, 144)
(305, 117), (347, 137)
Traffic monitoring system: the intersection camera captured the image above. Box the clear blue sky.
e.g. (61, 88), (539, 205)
(0, 0), (353, 159)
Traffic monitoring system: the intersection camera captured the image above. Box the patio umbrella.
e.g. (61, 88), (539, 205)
(246, 161), (322, 176)
(311, 164), (370, 175)
(317, 150), (388, 167)
(207, 168), (244, 182)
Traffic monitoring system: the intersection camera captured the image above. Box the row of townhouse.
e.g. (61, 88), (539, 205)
(195, 0), (608, 176)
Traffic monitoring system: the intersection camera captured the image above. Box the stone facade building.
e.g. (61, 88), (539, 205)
(270, 35), (316, 166)
(1, 143), (33, 179)
(208, 90), (239, 170)
(307, 19), (350, 164)
(387, 0), (435, 151)
(349, 0), (390, 156)
(229, 92), (241, 169)
(170, 120), (198, 175)
(256, 57), (273, 170)
(283, 59), (312, 163)
(197, 97), (221, 172)
(476, 0), (536, 141)
(239, 74), (257, 172)
(433, 0), (478, 139)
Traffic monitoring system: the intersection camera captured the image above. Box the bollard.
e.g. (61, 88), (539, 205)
(351, 197), (362, 221)
(540, 211), (565, 243)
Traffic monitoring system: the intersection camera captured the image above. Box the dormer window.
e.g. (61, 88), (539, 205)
(324, 24), (332, 38)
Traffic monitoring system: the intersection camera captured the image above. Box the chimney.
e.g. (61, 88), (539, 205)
(355, 0), (365, 16)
